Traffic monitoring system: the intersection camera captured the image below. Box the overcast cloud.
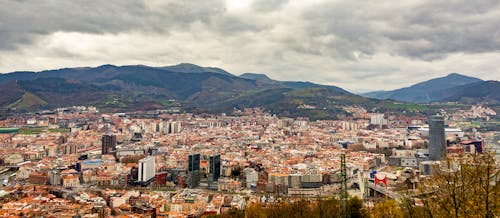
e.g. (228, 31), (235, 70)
(0, 0), (499, 91)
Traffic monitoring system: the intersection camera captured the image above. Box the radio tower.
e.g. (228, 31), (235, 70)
(340, 149), (348, 218)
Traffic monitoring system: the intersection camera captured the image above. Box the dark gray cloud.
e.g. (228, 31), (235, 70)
(387, 0), (500, 60)
(298, 0), (500, 60)
(0, 0), (226, 49)
(0, 0), (499, 90)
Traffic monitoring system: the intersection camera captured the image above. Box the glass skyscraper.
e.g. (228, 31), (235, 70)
(187, 153), (200, 188)
(429, 115), (445, 161)
(209, 154), (221, 182)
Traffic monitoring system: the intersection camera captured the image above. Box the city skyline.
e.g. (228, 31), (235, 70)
(1, 0), (500, 91)
(0, 1), (499, 216)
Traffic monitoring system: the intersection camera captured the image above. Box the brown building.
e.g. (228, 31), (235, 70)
(101, 134), (117, 154)
(29, 171), (48, 185)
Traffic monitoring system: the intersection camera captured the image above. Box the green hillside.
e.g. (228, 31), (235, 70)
(7, 92), (48, 110)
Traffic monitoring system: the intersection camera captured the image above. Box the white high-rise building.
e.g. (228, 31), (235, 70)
(138, 156), (156, 182)
(161, 121), (182, 134)
(170, 121), (182, 134)
(370, 114), (388, 126)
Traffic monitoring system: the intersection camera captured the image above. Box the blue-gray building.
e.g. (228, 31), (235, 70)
(187, 153), (200, 188)
(208, 154), (221, 190)
(429, 115), (445, 161)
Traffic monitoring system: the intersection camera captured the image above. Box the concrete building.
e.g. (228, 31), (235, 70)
(170, 121), (182, 134)
(48, 170), (62, 186)
(301, 171), (322, 188)
(244, 168), (258, 189)
(138, 156), (156, 183)
(370, 114), (388, 127)
(289, 174), (302, 188)
(62, 174), (79, 187)
(162, 121), (182, 134)
(277, 118), (294, 128)
(388, 156), (418, 167)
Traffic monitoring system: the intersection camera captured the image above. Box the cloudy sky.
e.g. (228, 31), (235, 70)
(1, 0), (499, 92)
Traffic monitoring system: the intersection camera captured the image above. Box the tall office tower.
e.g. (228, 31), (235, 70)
(188, 153), (200, 171)
(138, 156), (156, 183)
(187, 153), (200, 188)
(429, 115), (446, 161)
(101, 134), (117, 154)
(208, 154), (221, 189)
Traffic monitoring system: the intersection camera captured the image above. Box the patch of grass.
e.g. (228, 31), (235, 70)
(48, 128), (70, 133)
(95, 95), (129, 108)
(286, 88), (325, 98)
(160, 100), (172, 107)
(18, 127), (44, 135)
(380, 102), (429, 111)
(7, 92), (47, 110)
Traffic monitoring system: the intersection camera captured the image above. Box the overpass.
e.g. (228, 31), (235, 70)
(354, 171), (403, 200)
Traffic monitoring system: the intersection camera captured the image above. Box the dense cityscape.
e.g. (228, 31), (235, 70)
(0, 104), (498, 217)
(2, 1), (500, 217)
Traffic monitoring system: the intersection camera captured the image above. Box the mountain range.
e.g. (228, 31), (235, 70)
(362, 73), (499, 104)
(0, 63), (355, 119)
(0, 63), (499, 119)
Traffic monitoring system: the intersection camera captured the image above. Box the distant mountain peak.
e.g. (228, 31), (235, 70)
(171, 63), (201, 68)
(159, 63), (233, 77)
(443, 80), (500, 104)
(447, 72), (462, 76)
(412, 73), (483, 89)
(362, 73), (483, 103)
(97, 64), (117, 68)
(444, 72), (478, 79)
(240, 73), (273, 82)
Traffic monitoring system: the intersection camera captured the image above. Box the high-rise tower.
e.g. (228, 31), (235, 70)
(187, 153), (201, 188)
(209, 154), (221, 182)
(101, 134), (116, 155)
(429, 115), (445, 161)
(208, 154), (221, 190)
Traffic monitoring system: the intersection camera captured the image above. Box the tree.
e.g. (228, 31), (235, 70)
(244, 197), (366, 218)
(371, 200), (403, 218)
(399, 195), (428, 218)
(404, 152), (499, 218)
(205, 208), (245, 218)
(469, 152), (499, 218)
(246, 203), (266, 218)
(348, 197), (369, 218)
(313, 197), (340, 218)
